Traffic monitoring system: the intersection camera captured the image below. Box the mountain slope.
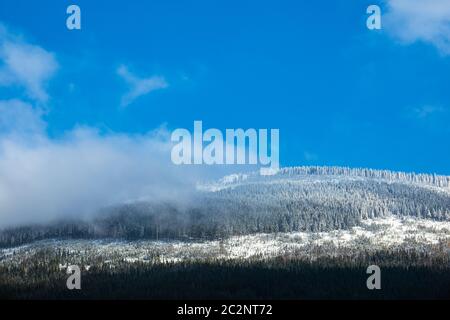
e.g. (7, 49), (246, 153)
(1, 166), (450, 247)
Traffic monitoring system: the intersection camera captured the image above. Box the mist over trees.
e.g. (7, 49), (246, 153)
(1, 167), (450, 247)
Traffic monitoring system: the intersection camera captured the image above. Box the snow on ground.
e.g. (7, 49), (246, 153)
(1, 216), (449, 266)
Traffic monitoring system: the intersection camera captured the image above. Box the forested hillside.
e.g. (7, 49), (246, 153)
(1, 166), (450, 247)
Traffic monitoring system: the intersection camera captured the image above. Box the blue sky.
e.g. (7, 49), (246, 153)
(1, 0), (450, 174)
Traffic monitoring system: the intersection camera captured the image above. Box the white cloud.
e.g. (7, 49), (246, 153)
(384, 0), (450, 55)
(117, 65), (168, 107)
(0, 99), (245, 228)
(0, 25), (58, 102)
(0, 100), (212, 228)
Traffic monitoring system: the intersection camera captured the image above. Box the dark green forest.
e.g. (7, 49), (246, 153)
(1, 248), (449, 300)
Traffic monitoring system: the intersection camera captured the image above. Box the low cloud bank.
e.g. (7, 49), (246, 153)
(0, 100), (224, 228)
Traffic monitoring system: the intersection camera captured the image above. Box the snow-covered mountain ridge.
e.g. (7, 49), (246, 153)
(1, 166), (450, 248)
(198, 166), (450, 192)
